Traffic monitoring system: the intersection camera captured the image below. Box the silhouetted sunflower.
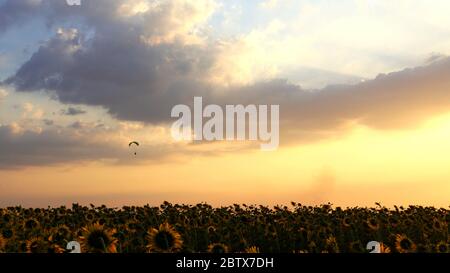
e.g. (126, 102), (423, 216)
(435, 242), (448, 253)
(1, 212), (11, 224)
(85, 213), (96, 222)
(24, 218), (39, 230)
(207, 226), (216, 234)
(146, 223), (183, 253)
(80, 223), (117, 253)
(51, 225), (72, 243)
(395, 234), (416, 253)
(389, 218), (399, 228)
(26, 237), (58, 253)
(342, 217), (352, 228)
(208, 243), (229, 253)
(433, 219), (444, 231)
(1, 228), (14, 239)
(366, 218), (380, 231)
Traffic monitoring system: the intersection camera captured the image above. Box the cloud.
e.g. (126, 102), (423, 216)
(43, 119), (54, 126)
(0, 88), (7, 100)
(22, 102), (34, 113)
(260, 0), (279, 9)
(7, 53), (450, 149)
(5, 12), (450, 142)
(62, 107), (86, 116)
(3, 0), (219, 123)
(0, 124), (115, 168)
(2, 0), (450, 168)
(0, 0), (45, 33)
(425, 53), (448, 64)
(0, 122), (179, 169)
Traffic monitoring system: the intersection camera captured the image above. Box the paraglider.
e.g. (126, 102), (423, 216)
(129, 141), (139, 155)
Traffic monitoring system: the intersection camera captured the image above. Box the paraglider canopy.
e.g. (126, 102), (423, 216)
(129, 141), (139, 155)
(129, 141), (139, 147)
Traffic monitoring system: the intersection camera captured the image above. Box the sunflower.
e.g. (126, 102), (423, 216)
(366, 218), (380, 231)
(433, 219), (444, 231)
(1, 227), (14, 239)
(24, 218), (40, 230)
(207, 226), (216, 234)
(1, 212), (11, 224)
(395, 234), (416, 253)
(389, 217), (399, 228)
(80, 223), (117, 253)
(26, 237), (64, 253)
(208, 243), (229, 253)
(50, 225), (72, 243)
(85, 212), (96, 222)
(245, 246), (260, 253)
(342, 217), (352, 228)
(146, 223), (183, 253)
(435, 241), (448, 253)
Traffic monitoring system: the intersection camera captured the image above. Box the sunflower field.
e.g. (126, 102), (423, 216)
(0, 202), (449, 253)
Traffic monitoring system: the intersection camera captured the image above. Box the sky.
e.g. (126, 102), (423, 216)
(0, 0), (450, 208)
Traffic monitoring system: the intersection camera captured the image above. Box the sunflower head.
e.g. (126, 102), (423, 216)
(433, 219), (445, 231)
(395, 234), (416, 253)
(342, 217), (352, 228)
(389, 217), (400, 228)
(51, 225), (72, 244)
(85, 213), (96, 222)
(26, 237), (62, 253)
(436, 242), (448, 253)
(2, 227), (14, 239)
(80, 223), (117, 253)
(366, 218), (380, 231)
(207, 226), (216, 234)
(1, 212), (11, 224)
(24, 218), (40, 230)
(146, 223), (183, 253)
(208, 243), (229, 253)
